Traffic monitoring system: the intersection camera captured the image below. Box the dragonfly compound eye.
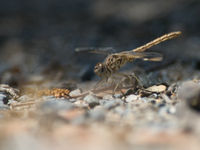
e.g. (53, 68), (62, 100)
(94, 63), (105, 74)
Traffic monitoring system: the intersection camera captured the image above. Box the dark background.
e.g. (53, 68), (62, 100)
(0, 0), (200, 84)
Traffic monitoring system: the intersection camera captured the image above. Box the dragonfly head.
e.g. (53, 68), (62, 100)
(94, 63), (106, 77)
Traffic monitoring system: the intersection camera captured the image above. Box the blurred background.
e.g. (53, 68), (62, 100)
(0, 0), (200, 86)
(1, 1), (200, 150)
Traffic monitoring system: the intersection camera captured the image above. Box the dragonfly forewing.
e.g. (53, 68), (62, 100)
(75, 47), (116, 55)
(116, 51), (163, 61)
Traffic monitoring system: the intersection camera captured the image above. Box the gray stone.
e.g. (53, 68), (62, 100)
(74, 100), (88, 108)
(0, 93), (9, 109)
(0, 93), (8, 103)
(71, 114), (87, 125)
(0, 101), (9, 110)
(167, 106), (176, 114)
(83, 94), (99, 108)
(178, 81), (200, 111)
(102, 94), (113, 100)
(103, 99), (123, 110)
(114, 93), (122, 98)
(69, 98), (76, 103)
(39, 98), (74, 113)
(89, 107), (105, 121)
(125, 94), (138, 103)
(99, 99), (108, 106)
(69, 89), (81, 97)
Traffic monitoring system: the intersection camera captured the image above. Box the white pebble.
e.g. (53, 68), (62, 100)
(125, 94), (138, 102)
(69, 89), (82, 97)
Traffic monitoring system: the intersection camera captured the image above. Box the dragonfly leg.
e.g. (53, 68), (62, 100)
(111, 75), (126, 95)
(93, 78), (107, 90)
(113, 81), (120, 95)
(115, 72), (143, 88)
(131, 73), (143, 88)
(94, 79), (103, 90)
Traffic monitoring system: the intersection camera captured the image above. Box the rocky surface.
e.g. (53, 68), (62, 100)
(0, 69), (200, 150)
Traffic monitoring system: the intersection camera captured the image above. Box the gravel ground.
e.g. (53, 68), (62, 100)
(0, 62), (200, 150)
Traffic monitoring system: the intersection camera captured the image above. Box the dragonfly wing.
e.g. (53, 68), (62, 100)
(117, 51), (163, 61)
(75, 47), (116, 55)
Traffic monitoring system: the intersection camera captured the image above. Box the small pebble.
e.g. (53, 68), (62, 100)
(69, 89), (81, 97)
(99, 99), (108, 106)
(114, 106), (125, 116)
(71, 114), (87, 125)
(159, 106), (176, 115)
(158, 103), (166, 108)
(149, 93), (158, 99)
(114, 93), (122, 98)
(83, 94), (99, 108)
(167, 106), (176, 114)
(103, 99), (123, 110)
(74, 100), (88, 108)
(89, 107), (105, 121)
(102, 94), (113, 100)
(146, 85), (167, 93)
(39, 98), (74, 112)
(0, 93), (9, 104)
(150, 100), (156, 105)
(125, 94), (138, 103)
(0, 100), (9, 110)
(178, 81), (200, 111)
(69, 98), (76, 103)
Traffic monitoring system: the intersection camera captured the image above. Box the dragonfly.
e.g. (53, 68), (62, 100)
(76, 31), (182, 91)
